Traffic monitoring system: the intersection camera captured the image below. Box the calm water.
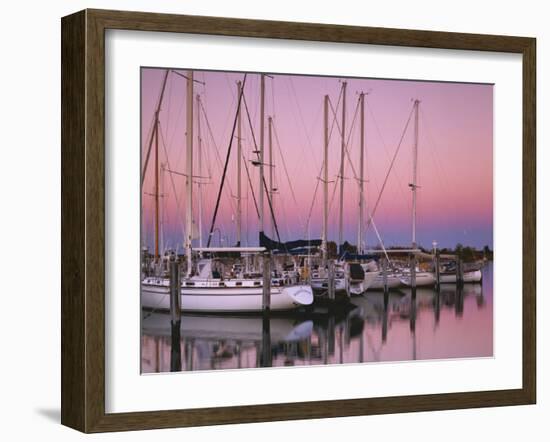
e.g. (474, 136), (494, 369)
(141, 264), (493, 373)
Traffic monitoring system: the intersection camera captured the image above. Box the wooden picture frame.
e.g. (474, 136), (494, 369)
(61, 8), (536, 433)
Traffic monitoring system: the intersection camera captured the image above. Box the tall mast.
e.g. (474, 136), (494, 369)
(357, 92), (365, 254)
(259, 74), (265, 236)
(160, 163), (165, 256)
(196, 93), (203, 248)
(185, 71), (194, 276)
(154, 120), (160, 261)
(268, 116), (274, 238)
(411, 99), (420, 248)
(141, 69), (170, 189)
(338, 81), (347, 254)
(142, 70), (169, 260)
(322, 95), (329, 263)
(236, 81), (243, 246)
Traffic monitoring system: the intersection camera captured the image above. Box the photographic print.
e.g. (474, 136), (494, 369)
(140, 68), (493, 373)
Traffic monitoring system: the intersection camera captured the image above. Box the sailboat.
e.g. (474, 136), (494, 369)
(398, 99), (436, 288)
(345, 91), (381, 295)
(310, 91), (347, 295)
(399, 268), (436, 287)
(141, 71), (313, 312)
(142, 310), (314, 342)
(310, 261), (348, 292)
(438, 261), (483, 283)
(347, 261), (379, 295)
(142, 247), (313, 312)
(368, 271), (403, 290)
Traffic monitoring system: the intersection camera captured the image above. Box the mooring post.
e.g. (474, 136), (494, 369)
(382, 291), (389, 343)
(262, 252), (271, 312)
(170, 321), (181, 372)
(434, 286), (441, 325)
(435, 250), (441, 290)
(169, 256), (181, 323)
(327, 315), (336, 356)
(410, 296), (417, 334)
(320, 328), (328, 365)
(185, 339), (194, 371)
(410, 254), (417, 298)
(169, 256), (182, 372)
(456, 256), (464, 286)
(455, 284), (464, 318)
(382, 257), (389, 294)
(327, 260), (336, 301)
(261, 315), (272, 367)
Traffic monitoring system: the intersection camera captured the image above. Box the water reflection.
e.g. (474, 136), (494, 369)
(141, 264), (493, 373)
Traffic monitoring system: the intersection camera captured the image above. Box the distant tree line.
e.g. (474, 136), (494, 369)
(441, 244), (493, 262)
(331, 242), (493, 262)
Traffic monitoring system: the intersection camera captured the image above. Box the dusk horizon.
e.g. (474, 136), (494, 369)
(141, 68), (493, 253)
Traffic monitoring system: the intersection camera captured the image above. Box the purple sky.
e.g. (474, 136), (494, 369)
(141, 68), (493, 252)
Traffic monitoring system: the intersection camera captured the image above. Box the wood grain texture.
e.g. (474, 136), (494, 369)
(522, 38), (536, 403)
(61, 10), (86, 432)
(60, 8), (537, 433)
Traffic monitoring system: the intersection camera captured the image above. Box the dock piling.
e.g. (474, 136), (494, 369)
(260, 315), (272, 367)
(410, 254), (417, 298)
(262, 252), (271, 311)
(169, 256), (181, 323)
(327, 260), (336, 301)
(435, 250), (441, 290)
(170, 321), (181, 372)
(456, 256), (464, 286)
(382, 291), (389, 343)
(382, 258), (389, 295)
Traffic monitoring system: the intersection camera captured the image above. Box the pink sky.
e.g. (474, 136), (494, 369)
(141, 68), (493, 251)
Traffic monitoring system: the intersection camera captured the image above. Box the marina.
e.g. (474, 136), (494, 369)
(140, 68), (493, 371)
(142, 264), (493, 372)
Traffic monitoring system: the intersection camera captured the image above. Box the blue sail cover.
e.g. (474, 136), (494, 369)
(340, 251), (380, 261)
(259, 232), (322, 253)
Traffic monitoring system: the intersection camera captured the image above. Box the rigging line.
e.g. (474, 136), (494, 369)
(328, 94), (361, 181)
(141, 118), (156, 188)
(419, 107), (461, 219)
(241, 93), (284, 246)
(271, 121), (305, 230)
(365, 99), (409, 223)
(303, 167), (322, 238)
(367, 214), (391, 263)
(206, 73), (248, 247)
(166, 78), (186, 159)
(198, 99), (238, 218)
(278, 183), (293, 240)
(301, 92), (343, 238)
(142, 69), (170, 188)
(200, 109), (214, 179)
(242, 151), (260, 219)
(328, 88), (343, 142)
(326, 95), (360, 220)
(158, 122), (186, 238)
(287, 77), (322, 165)
(271, 77), (276, 122)
(365, 103), (415, 232)
(165, 73), (173, 138)
(224, 73), (237, 102)
(216, 73), (236, 142)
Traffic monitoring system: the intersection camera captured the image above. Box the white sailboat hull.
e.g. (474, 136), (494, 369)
(366, 273), (403, 290)
(310, 278), (347, 292)
(348, 271), (380, 295)
(400, 272), (436, 287)
(141, 281), (313, 312)
(142, 311), (313, 342)
(439, 270), (482, 283)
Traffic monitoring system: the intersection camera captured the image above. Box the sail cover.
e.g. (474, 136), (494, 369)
(259, 232), (322, 252)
